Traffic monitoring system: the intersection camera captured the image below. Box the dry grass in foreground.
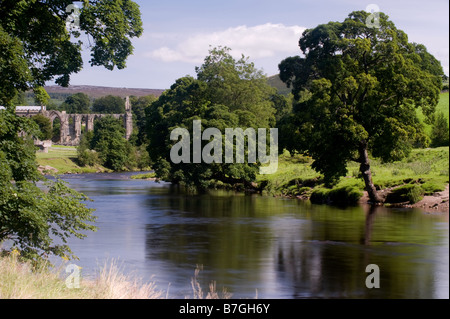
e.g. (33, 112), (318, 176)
(0, 255), (233, 299)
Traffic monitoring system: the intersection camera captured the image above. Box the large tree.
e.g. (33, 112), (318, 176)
(91, 116), (130, 171)
(147, 48), (277, 190)
(62, 92), (91, 114)
(0, 0), (142, 263)
(0, 108), (97, 263)
(92, 95), (126, 114)
(279, 11), (443, 203)
(0, 0), (143, 105)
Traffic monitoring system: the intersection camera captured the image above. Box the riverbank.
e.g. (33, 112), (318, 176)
(358, 184), (449, 213)
(412, 184), (449, 213)
(38, 145), (449, 212)
(255, 147), (449, 211)
(36, 146), (109, 174)
(0, 254), (228, 299)
(36, 146), (146, 175)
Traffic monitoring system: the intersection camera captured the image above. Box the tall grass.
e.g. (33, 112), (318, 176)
(190, 265), (232, 299)
(0, 254), (234, 299)
(0, 255), (162, 299)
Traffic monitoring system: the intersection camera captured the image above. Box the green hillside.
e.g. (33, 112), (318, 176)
(267, 74), (291, 96)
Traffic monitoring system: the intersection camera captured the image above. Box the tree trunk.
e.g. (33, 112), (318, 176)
(358, 141), (382, 204)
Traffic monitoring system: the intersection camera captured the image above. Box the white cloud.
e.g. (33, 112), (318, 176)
(145, 23), (306, 64)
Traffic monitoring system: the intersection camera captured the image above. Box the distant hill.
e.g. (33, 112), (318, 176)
(43, 85), (165, 99)
(267, 75), (291, 96)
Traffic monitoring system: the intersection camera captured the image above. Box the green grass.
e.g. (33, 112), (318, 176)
(417, 92), (449, 134)
(130, 172), (156, 180)
(36, 146), (110, 174)
(257, 147), (449, 205)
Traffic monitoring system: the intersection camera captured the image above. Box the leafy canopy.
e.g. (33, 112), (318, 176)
(90, 116), (130, 171)
(0, 108), (96, 264)
(279, 11), (443, 185)
(92, 95), (125, 114)
(0, 0), (143, 264)
(147, 47), (277, 190)
(0, 0), (142, 105)
(62, 92), (91, 114)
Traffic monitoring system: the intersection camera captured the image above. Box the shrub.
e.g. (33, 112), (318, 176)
(310, 186), (363, 205)
(385, 184), (424, 204)
(420, 182), (445, 195)
(31, 114), (52, 140)
(77, 149), (100, 167)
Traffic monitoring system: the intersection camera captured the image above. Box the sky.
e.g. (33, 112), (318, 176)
(65, 0), (449, 90)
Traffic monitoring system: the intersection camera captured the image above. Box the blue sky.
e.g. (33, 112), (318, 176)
(67, 0), (449, 89)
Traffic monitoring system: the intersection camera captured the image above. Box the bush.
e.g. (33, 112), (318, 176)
(310, 186), (363, 205)
(77, 131), (100, 167)
(430, 112), (449, 147)
(420, 182), (445, 195)
(385, 184), (424, 204)
(31, 114), (52, 140)
(77, 149), (100, 167)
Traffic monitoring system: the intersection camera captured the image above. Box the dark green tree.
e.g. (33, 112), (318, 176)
(0, 0), (142, 263)
(147, 48), (277, 190)
(279, 11), (443, 203)
(92, 95), (125, 114)
(0, 108), (96, 264)
(0, 0), (143, 105)
(62, 92), (91, 114)
(31, 114), (52, 141)
(91, 116), (129, 171)
(33, 86), (50, 106)
(130, 95), (157, 145)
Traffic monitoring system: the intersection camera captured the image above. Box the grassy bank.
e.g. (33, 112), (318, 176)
(257, 147), (449, 205)
(36, 146), (110, 174)
(0, 254), (230, 299)
(0, 254), (161, 299)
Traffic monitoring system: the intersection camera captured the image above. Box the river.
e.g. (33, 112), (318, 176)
(54, 172), (449, 299)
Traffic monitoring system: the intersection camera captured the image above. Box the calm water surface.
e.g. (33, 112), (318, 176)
(56, 172), (449, 299)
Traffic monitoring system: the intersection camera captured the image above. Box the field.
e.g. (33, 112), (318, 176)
(36, 146), (109, 174)
(417, 92), (449, 134)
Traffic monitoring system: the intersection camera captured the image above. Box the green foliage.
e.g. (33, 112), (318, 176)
(196, 46), (276, 128)
(33, 86), (50, 106)
(62, 93), (91, 114)
(77, 118), (151, 171)
(130, 95), (157, 145)
(0, 107), (96, 265)
(385, 184), (424, 204)
(77, 131), (100, 167)
(257, 147), (448, 202)
(278, 11), (443, 200)
(90, 116), (128, 170)
(310, 186), (363, 205)
(0, 0), (142, 104)
(11, 92), (27, 106)
(92, 95), (125, 114)
(0, 25), (31, 105)
(146, 48), (277, 190)
(431, 112), (449, 147)
(31, 114), (52, 141)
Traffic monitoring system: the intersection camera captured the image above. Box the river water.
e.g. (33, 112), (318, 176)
(55, 172), (448, 299)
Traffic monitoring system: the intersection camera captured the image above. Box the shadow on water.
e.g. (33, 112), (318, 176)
(58, 174), (449, 299)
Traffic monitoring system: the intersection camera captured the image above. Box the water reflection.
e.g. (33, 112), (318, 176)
(59, 173), (449, 299)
